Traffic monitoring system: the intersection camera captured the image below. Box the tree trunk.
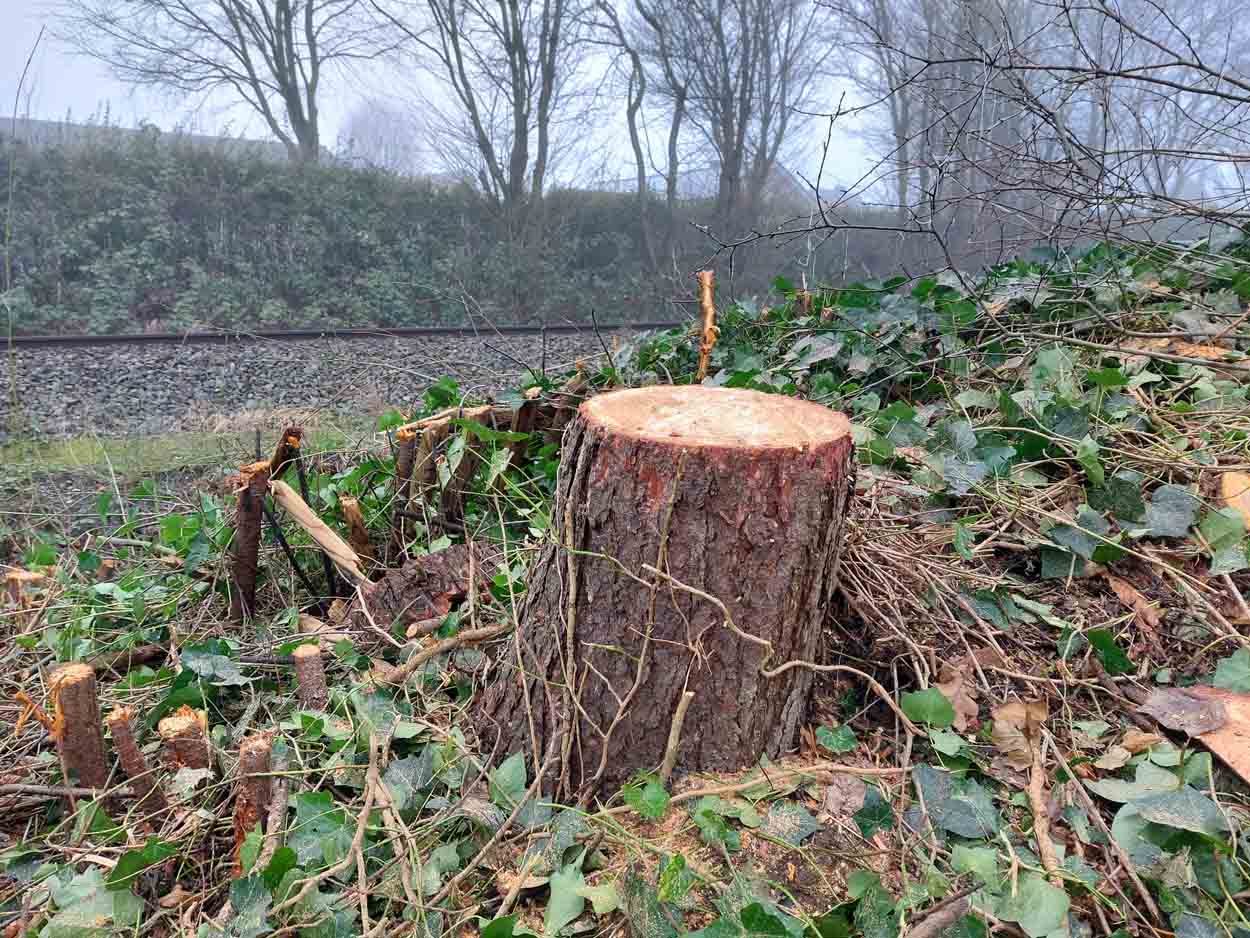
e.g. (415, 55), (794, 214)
(477, 386), (854, 801)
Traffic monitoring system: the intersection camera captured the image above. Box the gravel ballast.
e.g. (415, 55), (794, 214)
(2, 331), (624, 440)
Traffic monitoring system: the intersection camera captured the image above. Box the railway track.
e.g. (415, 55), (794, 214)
(7, 321), (685, 349)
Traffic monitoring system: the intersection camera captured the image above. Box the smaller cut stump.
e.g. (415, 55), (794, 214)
(478, 385), (855, 799)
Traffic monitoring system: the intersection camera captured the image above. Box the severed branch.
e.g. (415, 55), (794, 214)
(269, 480), (367, 586)
(375, 623), (511, 687)
(694, 269), (719, 382)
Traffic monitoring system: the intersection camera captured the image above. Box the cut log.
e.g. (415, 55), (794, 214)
(477, 385), (855, 800)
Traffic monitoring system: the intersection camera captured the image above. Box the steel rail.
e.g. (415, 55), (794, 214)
(7, 321), (686, 349)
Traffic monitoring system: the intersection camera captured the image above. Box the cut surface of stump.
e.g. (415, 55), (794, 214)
(477, 385), (855, 799)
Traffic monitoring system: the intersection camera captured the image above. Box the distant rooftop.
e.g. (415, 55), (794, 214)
(0, 115), (329, 163)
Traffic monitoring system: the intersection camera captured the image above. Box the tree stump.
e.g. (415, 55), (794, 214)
(477, 385), (855, 800)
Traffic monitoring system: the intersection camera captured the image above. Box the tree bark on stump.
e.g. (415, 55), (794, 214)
(477, 386), (854, 800)
(230, 465), (270, 622)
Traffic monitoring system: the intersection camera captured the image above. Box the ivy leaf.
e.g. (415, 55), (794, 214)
(1134, 787), (1230, 835)
(490, 751), (527, 808)
(1144, 485), (1200, 537)
(854, 787), (894, 838)
(382, 749), (435, 812)
(1075, 435), (1105, 486)
(225, 875), (272, 938)
(1040, 547), (1086, 580)
(999, 873), (1069, 937)
(657, 855), (694, 904)
(1087, 628), (1133, 675)
(762, 802), (822, 846)
(181, 647), (250, 686)
(816, 724), (858, 754)
(952, 521), (976, 560)
(740, 903), (792, 937)
(1086, 761), (1180, 803)
(480, 916), (518, 938)
(287, 791), (352, 867)
(853, 878), (900, 938)
(545, 862), (587, 935)
(1214, 648), (1250, 691)
(108, 837), (178, 890)
(949, 844), (999, 885)
(621, 774), (670, 819)
(691, 797), (742, 849)
(421, 842), (462, 896)
(261, 847), (296, 892)
(576, 883), (621, 915)
(900, 688), (955, 728)
(1089, 471), (1146, 521)
(1201, 507), (1248, 574)
(622, 866), (679, 938)
(46, 868), (144, 938)
(377, 409), (407, 432)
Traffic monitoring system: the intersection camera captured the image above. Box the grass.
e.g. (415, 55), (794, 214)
(1, 419), (375, 478)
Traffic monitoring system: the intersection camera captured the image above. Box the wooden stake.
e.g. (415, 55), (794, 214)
(230, 465), (270, 622)
(339, 496), (376, 565)
(233, 733), (273, 875)
(106, 706), (169, 817)
(158, 707), (212, 772)
(49, 663), (109, 793)
(695, 269), (719, 382)
(292, 644), (328, 711)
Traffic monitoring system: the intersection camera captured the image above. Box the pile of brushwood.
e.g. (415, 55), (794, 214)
(5, 233), (1250, 938)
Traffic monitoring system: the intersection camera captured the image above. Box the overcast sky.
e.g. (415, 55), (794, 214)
(0, 0), (352, 138)
(1, 0), (873, 194)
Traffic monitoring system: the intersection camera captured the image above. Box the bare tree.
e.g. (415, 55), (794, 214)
(55, 0), (394, 162)
(822, 0), (1250, 260)
(632, 0), (833, 235)
(377, 0), (585, 234)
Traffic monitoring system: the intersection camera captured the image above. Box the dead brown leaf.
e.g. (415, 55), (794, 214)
(820, 774), (867, 817)
(991, 699), (1049, 771)
(1222, 472), (1250, 530)
(1140, 686), (1250, 786)
(159, 885), (193, 909)
(1100, 571), (1162, 636)
(1093, 745), (1132, 771)
(1121, 728), (1164, 754)
(935, 647), (1003, 732)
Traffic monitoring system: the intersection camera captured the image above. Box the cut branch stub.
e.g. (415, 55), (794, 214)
(233, 733), (274, 874)
(230, 464), (271, 622)
(268, 426), (304, 479)
(339, 496), (376, 565)
(477, 386), (855, 799)
(292, 643), (329, 711)
(49, 663), (109, 793)
(106, 705), (169, 817)
(158, 707), (212, 772)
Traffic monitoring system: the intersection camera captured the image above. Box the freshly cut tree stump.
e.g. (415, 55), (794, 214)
(478, 386), (855, 799)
